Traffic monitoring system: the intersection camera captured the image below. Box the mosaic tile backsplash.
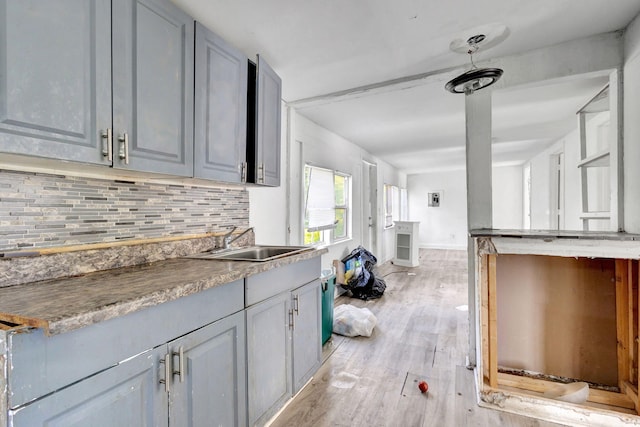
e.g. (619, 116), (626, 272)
(0, 170), (249, 251)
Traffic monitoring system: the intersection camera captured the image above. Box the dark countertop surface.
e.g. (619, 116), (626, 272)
(0, 248), (326, 336)
(470, 229), (640, 240)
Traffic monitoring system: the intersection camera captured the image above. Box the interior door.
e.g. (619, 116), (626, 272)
(362, 161), (378, 254)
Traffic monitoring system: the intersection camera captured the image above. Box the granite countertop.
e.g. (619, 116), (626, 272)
(470, 229), (640, 240)
(0, 248), (326, 336)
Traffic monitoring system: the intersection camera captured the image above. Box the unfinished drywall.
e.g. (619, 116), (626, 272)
(492, 165), (523, 229)
(624, 13), (640, 234)
(496, 254), (617, 386)
(407, 169), (467, 250)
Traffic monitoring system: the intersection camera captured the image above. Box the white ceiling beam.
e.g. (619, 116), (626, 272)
(289, 31), (623, 110)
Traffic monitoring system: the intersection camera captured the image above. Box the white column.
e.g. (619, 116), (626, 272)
(465, 89), (493, 367)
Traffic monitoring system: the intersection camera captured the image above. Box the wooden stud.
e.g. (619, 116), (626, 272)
(629, 260), (639, 388)
(480, 254), (490, 384)
(488, 254), (498, 388)
(637, 260), (640, 414)
(616, 259), (630, 389)
(622, 381), (639, 412)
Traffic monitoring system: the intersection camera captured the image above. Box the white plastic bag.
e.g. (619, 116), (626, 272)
(332, 304), (377, 337)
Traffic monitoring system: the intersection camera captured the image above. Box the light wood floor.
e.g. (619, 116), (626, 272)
(271, 249), (566, 427)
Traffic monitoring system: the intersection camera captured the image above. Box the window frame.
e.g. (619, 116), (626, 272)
(384, 183), (407, 228)
(303, 164), (352, 246)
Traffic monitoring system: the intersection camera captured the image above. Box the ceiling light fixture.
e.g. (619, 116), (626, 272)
(445, 34), (503, 94)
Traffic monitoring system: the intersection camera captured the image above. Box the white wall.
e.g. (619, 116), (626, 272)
(492, 165), (523, 229)
(285, 112), (405, 270)
(526, 114), (611, 231)
(248, 102), (289, 245)
(624, 13), (640, 233)
(407, 169), (467, 250)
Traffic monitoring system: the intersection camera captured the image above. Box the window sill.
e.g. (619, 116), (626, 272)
(310, 237), (353, 250)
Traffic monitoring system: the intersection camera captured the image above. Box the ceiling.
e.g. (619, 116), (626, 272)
(172, 0), (640, 174)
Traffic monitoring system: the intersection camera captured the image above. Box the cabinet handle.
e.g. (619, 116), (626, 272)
(258, 163), (264, 183)
(118, 132), (129, 165)
(293, 294), (299, 315)
(240, 162), (247, 183)
(289, 308), (295, 330)
(100, 128), (113, 161)
(159, 353), (171, 393)
(172, 346), (184, 383)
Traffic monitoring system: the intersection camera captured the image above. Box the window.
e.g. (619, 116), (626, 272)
(384, 184), (406, 227)
(304, 165), (351, 245)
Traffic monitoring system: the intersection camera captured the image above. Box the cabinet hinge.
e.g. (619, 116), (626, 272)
(241, 162), (247, 183)
(289, 309), (295, 330)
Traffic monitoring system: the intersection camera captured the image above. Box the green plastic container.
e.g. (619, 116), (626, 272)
(321, 273), (336, 344)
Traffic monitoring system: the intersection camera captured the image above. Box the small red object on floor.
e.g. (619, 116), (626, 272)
(418, 380), (429, 393)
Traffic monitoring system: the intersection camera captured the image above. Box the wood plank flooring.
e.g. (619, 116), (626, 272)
(270, 249), (566, 427)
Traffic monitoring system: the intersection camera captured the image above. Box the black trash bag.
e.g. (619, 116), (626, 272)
(340, 246), (386, 300)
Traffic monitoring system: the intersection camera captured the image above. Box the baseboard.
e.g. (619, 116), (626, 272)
(419, 243), (468, 250)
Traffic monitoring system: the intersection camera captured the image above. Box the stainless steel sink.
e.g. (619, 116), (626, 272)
(187, 245), (312, 262)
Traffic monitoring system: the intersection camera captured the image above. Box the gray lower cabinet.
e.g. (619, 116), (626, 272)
(0, 0), (194, 176)
(10, 311), (245, 427)
(3, 279), (245, 427)
(10, 347), (168, 427)
(291, 279), (322, 394)
(246, 292), (292, 426)
(194, 22), (248, 182)
(245, 258), (322, 426)
(168, 311), (247, 427)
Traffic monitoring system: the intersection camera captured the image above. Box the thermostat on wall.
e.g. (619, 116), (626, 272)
(428, 191), (441, 207)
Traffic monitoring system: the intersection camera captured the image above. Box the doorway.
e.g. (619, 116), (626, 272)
(550, 152), (564, 230)
(362, 161), (377, 254)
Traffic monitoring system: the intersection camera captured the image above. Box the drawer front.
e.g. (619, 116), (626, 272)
(245, 257), (321, 307)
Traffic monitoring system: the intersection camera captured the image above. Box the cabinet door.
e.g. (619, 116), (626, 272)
(0, 0), (112, 164)
(10, 347), (167, 427)
(169, 311), (247, 427)
(246, 292), (291, 426)
(292, 279), (322, 393)
(254, 55), (281, 186)
(112, 0), (194, 176)
(194, 22), (248, 183)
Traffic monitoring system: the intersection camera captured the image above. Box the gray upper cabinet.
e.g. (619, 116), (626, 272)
(112, 0), (194, 176)
(248, 56), (282, 186)
(0, 0), (194, 177)
(194, 22), (248, 183)
(0, 0), (112, 165)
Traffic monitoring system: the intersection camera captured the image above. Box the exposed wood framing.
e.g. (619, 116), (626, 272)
(497, 373), (636, 410)
(631, 260), (639, 388)
(480, 254), (489, 384)
(617, 259), (631, 389)
(488, 254), (498, 389)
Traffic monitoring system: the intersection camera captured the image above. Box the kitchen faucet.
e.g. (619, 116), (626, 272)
(223, 226), (253, 249)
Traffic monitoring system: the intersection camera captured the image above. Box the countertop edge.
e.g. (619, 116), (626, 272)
(35, 247), (328, 336)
